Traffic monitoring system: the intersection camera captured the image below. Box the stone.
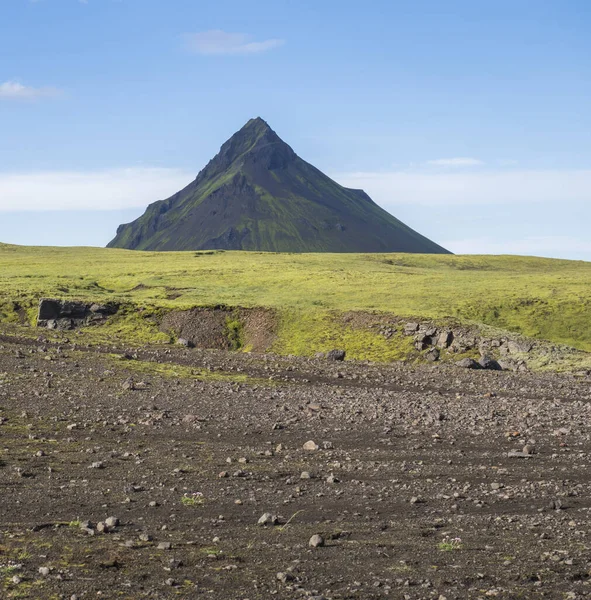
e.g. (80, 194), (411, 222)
(436, 330), (454, 348)
(455, 358), (481, 369)
(507, 340), (533, 354)
(425, 348), (440, 362)
(105, 516), (119, 528)
(479, 355), (502, 370)
(96, 521), (108, 533)
(303, 440), (319, 451)
(122, 378), (135, 391)
(508, 451), (532, 458)
(158, 542), (172, 550)
(37, 298), (117, 329)
(277, 572), (294, 583)
(326, 349), (346, 361)
(39, 566), (50, 576)
(404, 322), (419, 335)
(258, 513), (279, 526)
(177, 338), (194, 348)
(414, 335), (432, 351)
(309, 534), (325, 548)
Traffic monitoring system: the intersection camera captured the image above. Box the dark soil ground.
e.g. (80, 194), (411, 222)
(2, 325), (591, 599)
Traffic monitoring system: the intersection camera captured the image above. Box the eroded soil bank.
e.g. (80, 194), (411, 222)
(1, 325), (591, 598)
(26, 298), (591, 373)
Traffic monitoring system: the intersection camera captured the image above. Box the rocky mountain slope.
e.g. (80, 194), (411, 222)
(107, 118), (449, 253)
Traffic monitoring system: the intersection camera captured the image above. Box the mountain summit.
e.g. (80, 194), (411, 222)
(107, 118), (450, 253)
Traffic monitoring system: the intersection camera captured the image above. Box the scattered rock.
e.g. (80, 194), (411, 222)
(309, 534), (325, 548)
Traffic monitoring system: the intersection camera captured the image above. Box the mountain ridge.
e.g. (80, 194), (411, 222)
(107, 118), (450, 254)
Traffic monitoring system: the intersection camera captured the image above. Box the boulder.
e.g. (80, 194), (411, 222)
(507, 340), (533, 354)
(436, 330), (454, 348)
(414, 335), (432, 351)
(404, 322), (419, 335)
(479, 355), (502, 370)
(455, 358), (481, 369)
(326, 349), (346, 361)
(425, 348), (440, 362)
(37, 298), (118, 330)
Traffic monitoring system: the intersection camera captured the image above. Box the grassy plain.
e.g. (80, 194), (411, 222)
(1, 243), (590, 354)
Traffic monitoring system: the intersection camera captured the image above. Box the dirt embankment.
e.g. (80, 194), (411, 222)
(160, 307), (277, 352)
(14, 298), (591, 373)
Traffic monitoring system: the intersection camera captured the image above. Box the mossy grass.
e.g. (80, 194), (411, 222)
(1, 245), (591, 356)
(113, 357), (271, 386)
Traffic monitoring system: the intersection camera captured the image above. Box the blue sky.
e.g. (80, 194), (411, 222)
(1, 0), (590, 259)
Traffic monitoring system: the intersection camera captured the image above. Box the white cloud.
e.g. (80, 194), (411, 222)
(0, 80), (61, 100)
(440, 236), (591, 260)
(0, 168), (193, 211)
(426, 157), (484, 168)
(2, 165), (591, 260)
(184, 30), (285, 56)
(336, 169), (591, 207)
(335, 168), (591, 260)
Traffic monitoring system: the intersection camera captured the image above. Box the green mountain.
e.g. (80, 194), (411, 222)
(107, 118), (450, 253)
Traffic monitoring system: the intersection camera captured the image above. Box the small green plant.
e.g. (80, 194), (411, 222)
(438, 536), (463, 552)
(181, 492), (204, 507)
(278, 510), (304, 532)
(224, 316), (244, 350)
(0, 561), (23, 575)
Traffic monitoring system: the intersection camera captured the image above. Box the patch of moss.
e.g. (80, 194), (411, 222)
(224, 315), (244, 350)
(113, 358), (271, 386)
(274, 310), (416, 362)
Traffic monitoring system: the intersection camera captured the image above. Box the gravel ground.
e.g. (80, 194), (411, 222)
(1, 326), (591, 599)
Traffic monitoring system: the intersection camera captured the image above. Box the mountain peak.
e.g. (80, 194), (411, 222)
(108, 119), (450, 254)
(227, 116), (282, 152)
(194, 118), (294, 181)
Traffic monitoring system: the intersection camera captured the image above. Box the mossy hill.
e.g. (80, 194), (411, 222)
(107, 118), (449, 253)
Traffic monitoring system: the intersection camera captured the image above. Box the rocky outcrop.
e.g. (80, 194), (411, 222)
(403, 321), (534, 371)
(37, 299), (118, 330)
